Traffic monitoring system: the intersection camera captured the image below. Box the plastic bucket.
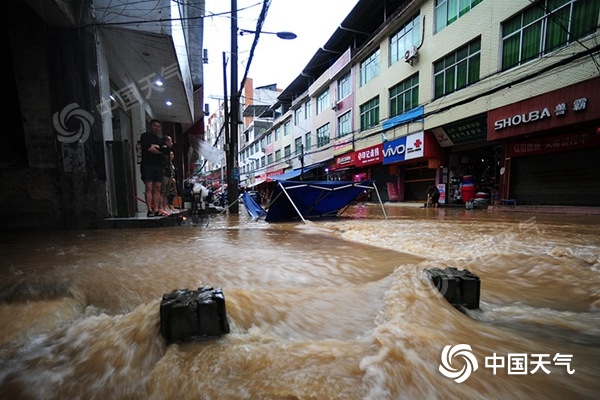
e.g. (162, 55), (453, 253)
(462, 186), (476, 202)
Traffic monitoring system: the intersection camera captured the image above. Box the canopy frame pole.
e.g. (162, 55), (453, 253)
(278, 181), (307, 224)
(372, 182), (388, 219)
(219, 194), (241, 215)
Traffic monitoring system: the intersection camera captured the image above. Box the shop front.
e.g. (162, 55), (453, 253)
(433, 114), (500, 205)
(382, 131), (442, 202)
(488, 77), (600, 206)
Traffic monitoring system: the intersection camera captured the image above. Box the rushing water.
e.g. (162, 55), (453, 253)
(0, 205), (599, 399)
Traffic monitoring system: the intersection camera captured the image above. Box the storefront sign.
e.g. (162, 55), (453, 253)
(333, 136), (354, 156)
(355, 144), (383, 166)
(488, 77), (600, 140)
(441, 116), (487, 145)
(266, 169), (285, 177)
(383, 131), (424, 164)
(494, 107), (553, 131)
(334, 153), (355, 169)
(507, 130), (600, 157)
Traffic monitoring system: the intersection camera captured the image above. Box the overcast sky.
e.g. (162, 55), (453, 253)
(203, 0), (359, 112)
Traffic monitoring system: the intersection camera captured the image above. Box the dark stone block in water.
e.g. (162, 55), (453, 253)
(427, 267), (480, 310)
(160, 286), (230, 343)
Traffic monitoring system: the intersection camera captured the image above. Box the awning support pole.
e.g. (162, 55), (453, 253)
(372, 183), (388, 219)
(278, 181), (307, 224)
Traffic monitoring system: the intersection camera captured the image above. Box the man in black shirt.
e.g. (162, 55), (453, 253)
(140, 119), (164, 217)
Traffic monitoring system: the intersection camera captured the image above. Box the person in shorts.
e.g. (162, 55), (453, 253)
(140, 119), (164, 217)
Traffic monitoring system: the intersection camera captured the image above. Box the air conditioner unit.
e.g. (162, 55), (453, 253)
(404, 46), (418, 64)
(331, 102), (338, 111)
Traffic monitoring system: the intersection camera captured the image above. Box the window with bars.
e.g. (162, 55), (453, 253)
(360, 97), (380, 131)
(390, 13), (421, 65)
(337, 111), (352, 138)
(501, 0), (600, 71)
(317, 124), (330, 148)
(433, 38), (481, 99)
(435, 0), (484, 33)
(389, 74), (419, 117)
(360, 49), (380, 86)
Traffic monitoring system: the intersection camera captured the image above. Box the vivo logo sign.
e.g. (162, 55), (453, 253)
(383, 132), (424, 164)
(383, 142), (405, 157)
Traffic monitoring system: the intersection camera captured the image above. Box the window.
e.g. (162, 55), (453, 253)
(267, 133), (272, 145)
(275, 126), (281, 141)
(390, 14), (421, 65)
(294, 137), (303, 155)
(337, 72), (351, 101)
(305, 132), (312, 152)
(305, 101), (311, 119)
(390, 74), (419, 117)
(433, 38), (481, 99)
(316, 89), (330, 114)
(284, 120), (291, 136)
(502, 0), (600, 70)
(317, 124), (330, 147)
(360, 97), (380, 131)
(435, 0), (484, 33)
(267, 153), (273, 165)
(337, 111), (352, 138)
(294, 107), (302, 125)
(260, 137), (265, 149)
(275, 149), (281, 162)
(284, 145), (291, 159)
(260, 156), (265, 168)
(360, 49), (380, 86)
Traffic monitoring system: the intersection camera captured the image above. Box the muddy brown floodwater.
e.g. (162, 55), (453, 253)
(0, 204), (599, 399)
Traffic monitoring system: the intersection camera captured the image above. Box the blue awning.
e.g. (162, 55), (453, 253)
(382, 106), (424, 131)
(271, 164), (322, 180)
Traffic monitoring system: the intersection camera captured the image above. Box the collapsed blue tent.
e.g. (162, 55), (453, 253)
(264, 180), (386, 223)
(241, 191), (267, 220)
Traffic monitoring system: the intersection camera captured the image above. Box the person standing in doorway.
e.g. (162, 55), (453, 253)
(140, 119), (164, 217)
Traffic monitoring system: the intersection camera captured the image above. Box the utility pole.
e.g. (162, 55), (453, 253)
(227, 0), (240, 213)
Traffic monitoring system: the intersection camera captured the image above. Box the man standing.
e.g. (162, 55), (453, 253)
(140, 119), (164, 217)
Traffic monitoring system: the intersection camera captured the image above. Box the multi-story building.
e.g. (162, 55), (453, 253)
(248, 0), (600, 207)
(4, 0), (206, 229)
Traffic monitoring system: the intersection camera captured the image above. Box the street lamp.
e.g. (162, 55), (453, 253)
(239, 29), (297, 40)
(228, 0), (296, 213)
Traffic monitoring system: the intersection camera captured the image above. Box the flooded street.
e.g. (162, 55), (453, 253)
(1, 205), (599, 399)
